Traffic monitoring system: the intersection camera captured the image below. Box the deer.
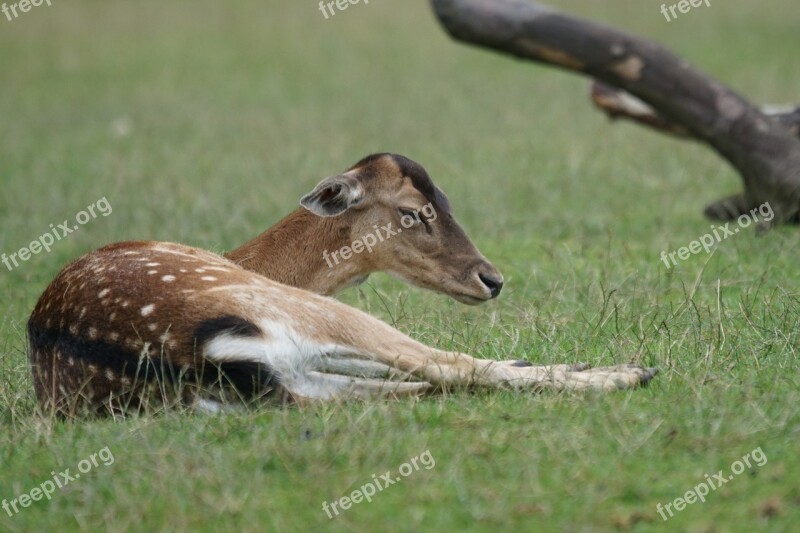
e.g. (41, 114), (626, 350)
(27, 153), (658, 417)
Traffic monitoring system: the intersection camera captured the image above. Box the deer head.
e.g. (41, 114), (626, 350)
(227, 153), (503, 304)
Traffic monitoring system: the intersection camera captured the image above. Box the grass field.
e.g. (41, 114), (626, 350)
(1, 1), (799, 531)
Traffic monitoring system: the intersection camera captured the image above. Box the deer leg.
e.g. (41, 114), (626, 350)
(307, 302), (658, 391)
(291, 372), (432, 401)
(201, 286), (658, 399)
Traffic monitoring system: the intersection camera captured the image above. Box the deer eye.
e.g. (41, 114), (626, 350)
(399, 208), (433, 234)
(398, 208), (420, 223)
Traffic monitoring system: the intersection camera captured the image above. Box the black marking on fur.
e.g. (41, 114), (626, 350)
(27, 320), (162, 380)
(510, 360), (533, 367)
(193, 315), (262, 347)
(28, 314), (280, 409)
(198, 360), (280, 401)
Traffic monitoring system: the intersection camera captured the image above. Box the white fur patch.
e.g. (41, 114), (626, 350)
(202, 321), (353, 397)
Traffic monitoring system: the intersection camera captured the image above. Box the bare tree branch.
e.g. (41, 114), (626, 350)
(590, 81), (800, 141)
(431, 0), (800, 224)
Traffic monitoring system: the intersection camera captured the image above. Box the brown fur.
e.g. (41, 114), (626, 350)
(28, 154), (657, 417)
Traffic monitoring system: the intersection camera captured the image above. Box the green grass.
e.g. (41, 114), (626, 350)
(1, 0), (799, 531)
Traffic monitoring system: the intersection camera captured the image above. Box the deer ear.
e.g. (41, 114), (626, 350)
(300, 174), (365, 217)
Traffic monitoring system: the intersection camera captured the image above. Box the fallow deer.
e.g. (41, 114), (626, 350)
(28, 154), (657, 417)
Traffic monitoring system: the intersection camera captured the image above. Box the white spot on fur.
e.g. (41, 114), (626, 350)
(148, 323), (157, 331)
(99, 288), (110, 298)
(147, 270), (158, 275)
(109, 332), (119, 341)
(195, 268), (206, 273)
(105, 369), (116, 381)
(88, 328), (98, 339)
(145, 262), (161, 267)
(69, 325), (78, 335)
(201, 276), (217, 282)
(109, 312), (117, 321)
(141, 304), (155, 316)
(162, 275), (176, 282)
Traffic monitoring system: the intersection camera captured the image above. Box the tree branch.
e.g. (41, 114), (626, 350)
(431, 0), (800, 224)
(590, 81), (800, 141)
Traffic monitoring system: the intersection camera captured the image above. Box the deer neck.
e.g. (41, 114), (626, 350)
(224, 208), (369, 295)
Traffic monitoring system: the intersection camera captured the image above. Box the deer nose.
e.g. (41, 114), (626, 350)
(478, 273), (504, 298)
